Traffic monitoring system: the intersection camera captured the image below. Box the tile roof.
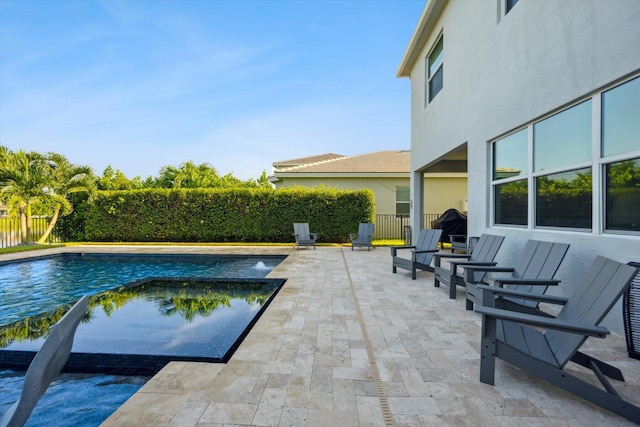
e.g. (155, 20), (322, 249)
(272, 153), (346, 169)
(274, 150), (410, 174)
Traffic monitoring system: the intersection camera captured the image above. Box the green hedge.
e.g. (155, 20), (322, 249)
(80, 187), (374, 243)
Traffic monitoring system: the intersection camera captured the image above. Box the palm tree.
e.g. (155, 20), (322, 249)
(36, 152), (95, 243)
(0, 148), (51, 244)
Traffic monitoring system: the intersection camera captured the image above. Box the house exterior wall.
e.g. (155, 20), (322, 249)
(404, 0), (640, 334)
(273, 175), (467, 215)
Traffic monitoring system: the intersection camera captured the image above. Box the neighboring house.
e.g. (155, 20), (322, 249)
(270, 150), (467, 218)
(397, 0), (640, 333)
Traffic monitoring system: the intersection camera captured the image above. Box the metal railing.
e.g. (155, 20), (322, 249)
(0, 217), (60, 248)
(374, 213), (441, 240)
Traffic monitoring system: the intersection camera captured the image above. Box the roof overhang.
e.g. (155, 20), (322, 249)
(397, 0), (448, 78)
(273, 172), (410, 179)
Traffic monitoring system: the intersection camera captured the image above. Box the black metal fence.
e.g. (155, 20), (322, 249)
(374, 213), (440, 240)
(0, 217), (60, 248)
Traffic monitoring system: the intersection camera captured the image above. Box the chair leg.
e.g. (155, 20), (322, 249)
(480, 315), (497, 385)
(449, 278), (457, 299)
(466, 298), (474, 310)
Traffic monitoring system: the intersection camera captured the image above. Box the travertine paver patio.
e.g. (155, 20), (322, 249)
(4, 245), (639, 426)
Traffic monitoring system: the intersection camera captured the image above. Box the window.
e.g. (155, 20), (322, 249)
(396, 187), (410, 216)
(493, 129), (527, 180)
(427, 36), (443, 103)
(495, 179), (527, 225)
(534, 100), (591, 172)
(536, 168), (592, 229)
(491, 74), (640, 233)
(506, 0), (519, 14)
(606, 158), (640, 231)
(602, 76), (640, 157)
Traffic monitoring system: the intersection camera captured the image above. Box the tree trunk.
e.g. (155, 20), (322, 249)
(19, 207), (28, 244)
(25, 204), (32, 244)
(37, 206), (60, 244)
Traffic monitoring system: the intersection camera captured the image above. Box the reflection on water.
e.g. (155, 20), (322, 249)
(0, 253), (286, 325)
(1, 279), (284, 360)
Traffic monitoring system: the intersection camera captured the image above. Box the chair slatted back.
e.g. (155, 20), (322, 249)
(414, 229), (443, 265)
(294, 223), (311, 240)
(358, 223), (374, 242)
(546, 257), (637, 366)
(505, 241), (570, 307)
(468, 234), (505, 282)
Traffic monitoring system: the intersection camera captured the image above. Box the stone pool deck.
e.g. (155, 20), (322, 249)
(5, 245), (640, 426)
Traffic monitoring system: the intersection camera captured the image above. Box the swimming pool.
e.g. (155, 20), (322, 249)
(0, 253), (286, 325)
(0, 252), (287, 426)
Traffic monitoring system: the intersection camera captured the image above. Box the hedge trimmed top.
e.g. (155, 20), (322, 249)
(79, 187), (375, 243)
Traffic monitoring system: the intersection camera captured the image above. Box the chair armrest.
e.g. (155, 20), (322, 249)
(413, 249), (439, 254)
(450, 261), (497, 276)
(475, 306), (609, 338)
(461, 266), (514, 283)
(349, 233), (357, 239)
(390, 246), (415, 256)
(310, 233), (318, 239)
(493, 278), (561, 287)
(433, 253), (472, 261)
(452, 261), (497, 269)
(461, 266), (516, 274)
(475, 284), (569, 305)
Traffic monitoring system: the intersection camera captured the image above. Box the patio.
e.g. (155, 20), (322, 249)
(4, 245), (639, 426)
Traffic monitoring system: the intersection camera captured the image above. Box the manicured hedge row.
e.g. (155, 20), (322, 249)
(79, 187), (374, 243)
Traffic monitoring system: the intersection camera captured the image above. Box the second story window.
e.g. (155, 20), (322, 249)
(506, 0), (519, 14)
(427, 35), (443, 103)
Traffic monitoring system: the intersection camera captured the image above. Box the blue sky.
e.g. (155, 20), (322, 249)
(0, 0), (424, 181)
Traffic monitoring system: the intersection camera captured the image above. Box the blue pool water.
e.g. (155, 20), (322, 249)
(0, 370), (147, 427)
(0, 253), (285, 325)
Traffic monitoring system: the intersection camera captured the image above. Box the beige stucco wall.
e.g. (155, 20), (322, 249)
(273, 175), (467, 215)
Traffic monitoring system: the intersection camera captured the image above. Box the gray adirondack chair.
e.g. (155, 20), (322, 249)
(349, 223), (375, 251)
(1, 296), (89, 427)
(391, 229), (442, 279)
(463, 240), (570, 312)
(433, 234), (505, 299)
(293, 223), (317, 250)
(476, 256), (640, 423)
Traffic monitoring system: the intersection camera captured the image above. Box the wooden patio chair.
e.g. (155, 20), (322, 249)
(390, 229), (442, 279)
(462, 240), (570, 312)
(1, 296), (89, 427)
(293, 223), (317, 250)
(433, 233), (505, 299)
(476, 256), (640, 423)
(349, 223), (375, 251)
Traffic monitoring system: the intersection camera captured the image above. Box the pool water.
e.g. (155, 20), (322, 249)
(0, 370), (148, 427)
(0, 253), (286, 325)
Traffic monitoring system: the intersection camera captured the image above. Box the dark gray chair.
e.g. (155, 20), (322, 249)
(476, 256), (640, 423)
(1, 296), (89, 427)
(349, 223), (375, 251)
(391, 229), (442, 279)
(463, 240), (570, 312)
(293, 223), (317, 250)
(433, 234), (505, 299)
